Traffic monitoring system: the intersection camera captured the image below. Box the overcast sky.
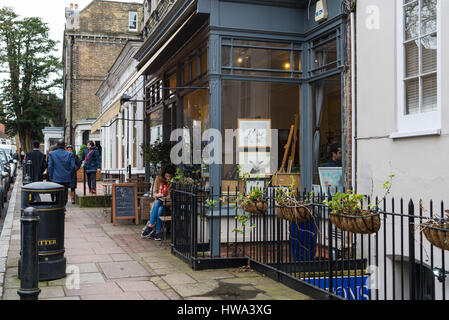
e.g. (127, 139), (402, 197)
(0, 0), (143, 94)
(0, 0), (143, 57)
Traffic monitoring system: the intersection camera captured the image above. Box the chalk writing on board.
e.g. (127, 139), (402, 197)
(112, 184), (138, 225)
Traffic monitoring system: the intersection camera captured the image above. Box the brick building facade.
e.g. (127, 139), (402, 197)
(63, 0), (143, 151)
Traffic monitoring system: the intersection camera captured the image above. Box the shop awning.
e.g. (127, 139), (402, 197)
(90, 12), (197, 134)
(91, 101), (121, 133)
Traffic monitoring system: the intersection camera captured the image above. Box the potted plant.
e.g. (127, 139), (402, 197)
(419, 207), (449, 251)
(274, 178), (312, 223)
(235, 167), (268, 216)
(323, 175), (394, 235)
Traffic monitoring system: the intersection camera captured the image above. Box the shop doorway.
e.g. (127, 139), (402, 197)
(311, 74), (342, 190)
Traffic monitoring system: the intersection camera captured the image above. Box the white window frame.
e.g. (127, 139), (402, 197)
(129, 11), (138, 32)
(394, 0), (441, 137)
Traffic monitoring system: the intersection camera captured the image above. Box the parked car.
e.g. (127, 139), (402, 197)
(6, 153), (17, 182)
(0, 149), (12, 188)
(0, 162), (9, 207)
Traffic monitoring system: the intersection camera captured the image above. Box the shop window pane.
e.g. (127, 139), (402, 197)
(222, 46), (231, 67)
(149, 108), (163, 145)
(222, 81), (301, 181)
(201, 49), (208, 74)
(183, 90), (210, 181)
(311, 75), (342, 186)
(405, 78), (419, 115)
(168, 74), (176, 98)
(183, 63), (190, 85)
(312, 39), (337, 74)
(293, 51), (302, 72)
(232, 47), (291, 71)
(422, 74), (437, 113)
(192, 58), (199, 80)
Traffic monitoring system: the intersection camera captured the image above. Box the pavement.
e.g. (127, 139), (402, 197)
(0, 171), (312, 300)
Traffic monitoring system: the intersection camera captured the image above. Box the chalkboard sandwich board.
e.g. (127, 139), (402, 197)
(112, 183), (139, 225)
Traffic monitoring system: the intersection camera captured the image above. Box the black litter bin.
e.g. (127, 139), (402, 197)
(19, 182), (66, 281)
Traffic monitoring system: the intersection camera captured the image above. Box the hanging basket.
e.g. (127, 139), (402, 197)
(329, 210), (381, 234)
(275, 203), (312, 224)
(237, 198), (268, 215)
(421, 222), (449, 251)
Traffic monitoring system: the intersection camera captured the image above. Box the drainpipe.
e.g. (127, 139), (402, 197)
(70, 35), (74, 147)
(62, 35), (67, 141)
(350, 11), (357, 192)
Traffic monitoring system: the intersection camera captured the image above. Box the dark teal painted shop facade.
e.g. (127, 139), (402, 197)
(135, 0), (348, 194)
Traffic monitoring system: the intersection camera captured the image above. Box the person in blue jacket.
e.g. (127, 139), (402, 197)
(82, 140), (101, 195)
(48, 139), (76, 205)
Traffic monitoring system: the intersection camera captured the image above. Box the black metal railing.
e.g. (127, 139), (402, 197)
(170, 183), (449, 300)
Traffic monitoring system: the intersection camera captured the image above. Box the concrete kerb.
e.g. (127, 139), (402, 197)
(0, 172), (20, 298)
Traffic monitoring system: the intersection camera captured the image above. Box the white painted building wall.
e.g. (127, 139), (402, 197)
(356, 0), (449, 299)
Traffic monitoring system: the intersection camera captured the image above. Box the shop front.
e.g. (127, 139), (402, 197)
(136, 0), (348, 193)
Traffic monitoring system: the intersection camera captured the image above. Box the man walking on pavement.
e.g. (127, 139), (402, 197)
(81, 140), (101, 195)
(48, 139), (75, 205)
(25, 140), (47, 201)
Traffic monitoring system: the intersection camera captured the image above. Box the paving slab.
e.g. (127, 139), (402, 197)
(115, 279), (159, 292)
(81, 292), (144, 300)
(39, 286), (66, 299)
(64, 281), (123, 296)
(138, 290), (169, 300)
(99, 261), (150, 279)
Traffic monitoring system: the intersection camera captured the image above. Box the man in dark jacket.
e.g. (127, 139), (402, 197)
(25, 141), (47, 182)
(25, 141), (47, 201)
(325, 143), (342, 168)
(66, 145), (81, 204)
(48, 139), (75, 205)
(82, 140), (101, 195)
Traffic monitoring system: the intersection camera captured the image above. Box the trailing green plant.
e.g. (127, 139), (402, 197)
(140, 140), (172, 176)
(170, 167), (202, 187)
(323, 174), (395, 215)
(231, 166), (263, 234)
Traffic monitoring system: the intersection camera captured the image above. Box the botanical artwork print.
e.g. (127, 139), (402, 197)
(239, 152), (271, 178)
(238, 119), (271, 148)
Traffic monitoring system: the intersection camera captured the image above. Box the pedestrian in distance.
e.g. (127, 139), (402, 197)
(66, 145), (82, 204)
(48, 139), (75, 206)
(81, 140), (101, 195)
(25, 140), (47, 201)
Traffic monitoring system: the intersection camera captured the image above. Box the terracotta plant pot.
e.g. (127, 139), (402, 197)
(329, 210), (381, 235)
(275, 203), (311, 224)
(421, 222), (449, 251)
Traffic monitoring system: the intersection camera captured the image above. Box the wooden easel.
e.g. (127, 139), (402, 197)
(279, 114), (299, 173)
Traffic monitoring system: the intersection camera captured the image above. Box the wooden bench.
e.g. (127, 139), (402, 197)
(159, 215), (171, 247)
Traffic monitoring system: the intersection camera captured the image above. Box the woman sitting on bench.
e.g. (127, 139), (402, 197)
(141, 165), (174, 241)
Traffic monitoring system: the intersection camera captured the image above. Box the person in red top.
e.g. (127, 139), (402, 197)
(141, 165), (174, 240)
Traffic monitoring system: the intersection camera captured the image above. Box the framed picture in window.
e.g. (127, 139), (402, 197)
(238, 151), (271, 178)
(238, 119), (272, 148)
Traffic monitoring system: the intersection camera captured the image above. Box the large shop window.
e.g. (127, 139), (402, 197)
(396, 0), (440, 135)
(222, 39), (301, 78)
(222, 80), (301, 186)
(310, 31), (339, 76)
(149, 108), (163, 145)
(311, 75), (342, 187)
(182, 89), (210, 179)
